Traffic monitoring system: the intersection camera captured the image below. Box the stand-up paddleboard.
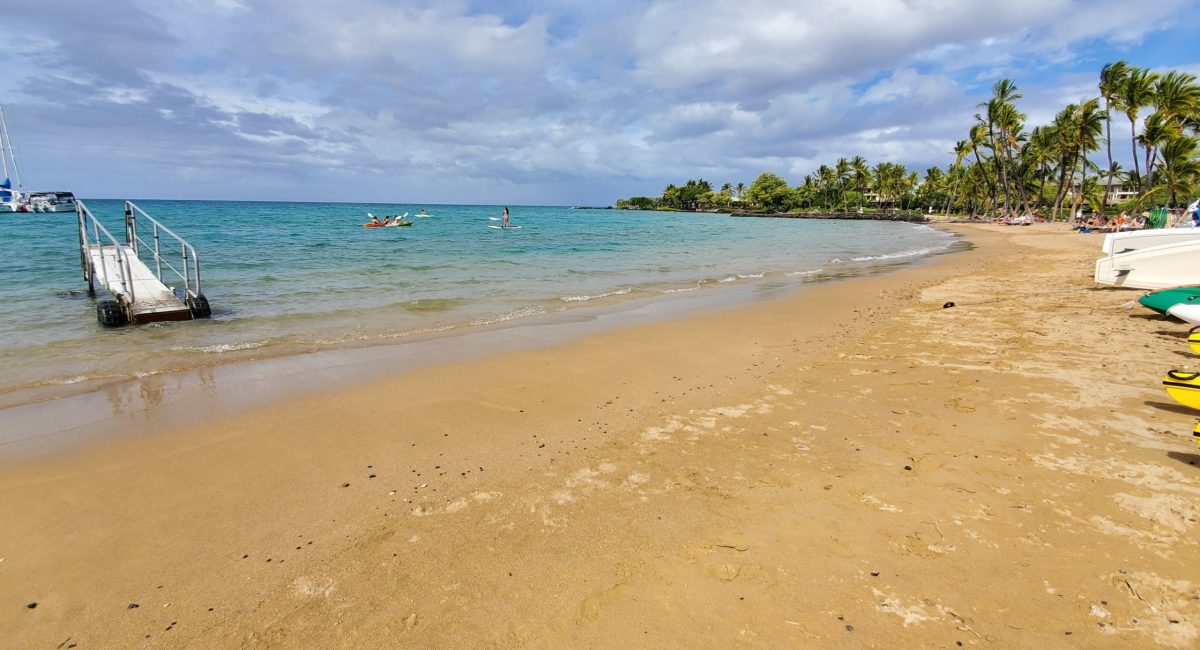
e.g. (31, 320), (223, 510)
(1140, 287), (1200, 314)
(488, 224), (522, 229)
(488, 216), (502, 221)
(1164, 370), (1200, 410)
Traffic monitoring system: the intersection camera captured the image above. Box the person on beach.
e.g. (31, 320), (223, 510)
(503, 206), (510, 229)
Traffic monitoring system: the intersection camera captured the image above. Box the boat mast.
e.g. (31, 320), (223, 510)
(0, 104), (23, 189)
(0, 105), (9, 183)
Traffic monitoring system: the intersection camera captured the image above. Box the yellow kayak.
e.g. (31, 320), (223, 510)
(1163, 370), (1200, 410)
(1189, 331), (1200, 356)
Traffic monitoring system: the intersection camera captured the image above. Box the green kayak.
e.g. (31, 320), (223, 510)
(1139, 287), (1200, 314)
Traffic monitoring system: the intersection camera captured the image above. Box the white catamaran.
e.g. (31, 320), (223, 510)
(0, 103), (76, 213)
(0, 103), (26, 212)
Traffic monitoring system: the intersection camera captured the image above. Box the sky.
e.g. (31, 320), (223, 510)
(1, 0), (1199, 205)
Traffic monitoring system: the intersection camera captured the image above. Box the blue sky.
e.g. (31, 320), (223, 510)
(1, 0), (1198, 205)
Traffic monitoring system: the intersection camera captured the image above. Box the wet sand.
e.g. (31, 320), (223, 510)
(3, 224), (1199, 648)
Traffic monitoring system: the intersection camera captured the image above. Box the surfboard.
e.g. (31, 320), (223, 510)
(1140, 287), (1200, 314)
(488, 225), (521, 230)
(1168, 303), (1200, 325)
(1164, 370), (1200, 410)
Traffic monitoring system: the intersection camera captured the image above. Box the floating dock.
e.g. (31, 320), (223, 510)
(77, 201), (210, 326)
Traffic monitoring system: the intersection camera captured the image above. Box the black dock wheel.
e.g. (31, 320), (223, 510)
(96, 300), (127, 327)
(186, 293), (212, 319)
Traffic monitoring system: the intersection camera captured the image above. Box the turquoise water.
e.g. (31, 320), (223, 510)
(0, 201), (955, 405)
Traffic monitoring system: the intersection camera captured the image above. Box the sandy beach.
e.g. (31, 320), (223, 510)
(3, 223), (1199, 648)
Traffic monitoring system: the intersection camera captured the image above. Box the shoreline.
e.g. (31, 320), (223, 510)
(5, 223), (1199, 648)
(0, 231), (963, 441)
(732, 210), (930, 222)
(0, 217), (955, 412)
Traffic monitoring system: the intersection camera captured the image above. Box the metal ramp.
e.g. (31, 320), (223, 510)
(77, 200), (211, 326)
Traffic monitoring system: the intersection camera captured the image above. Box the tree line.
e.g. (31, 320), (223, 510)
(616, 61), (1200, 219)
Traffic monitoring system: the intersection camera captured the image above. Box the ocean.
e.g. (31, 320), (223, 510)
(0, 201), (957, 407)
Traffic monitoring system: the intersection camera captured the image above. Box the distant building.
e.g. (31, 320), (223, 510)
(1069, 178), (1139, 204)
(1105, 180), (1139, 204)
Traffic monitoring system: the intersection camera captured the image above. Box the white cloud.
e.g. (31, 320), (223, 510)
(1, 0), (1196, 203)
(859, 68), (958, 106)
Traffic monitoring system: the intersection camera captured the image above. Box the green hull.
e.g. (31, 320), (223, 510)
(1140, 287), (1200, 314)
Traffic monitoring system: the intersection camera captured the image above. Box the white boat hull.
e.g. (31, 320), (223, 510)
(1101, 227), (1200, 255)
(1167, 303), (1200, 325)
(1095, 239), (1200, 289)
(31, 202), (75, 213)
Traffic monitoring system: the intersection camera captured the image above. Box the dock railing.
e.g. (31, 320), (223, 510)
(123, 201), (202, 302)
(77, 200), (134, 303)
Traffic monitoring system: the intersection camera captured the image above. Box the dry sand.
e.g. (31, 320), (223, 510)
(3, 223), (1200, 648)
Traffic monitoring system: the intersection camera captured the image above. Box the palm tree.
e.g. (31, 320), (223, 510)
(967, 122), (994, 213)
(1150, 135), (1200, 207)
(1067, 98), (1105, 221)
(1098, 61), (1129, 215)
(1100, 160), (1124, 209)
(1022, 126), (1057, 211)
(872, 163), (891, 209)
(800, 176), (817, 209)
(983, 79), (1023, 214)
(816, 165), (836, 210)
(1120, 66), (1158, 190)
(850, 156), (870, 211)
(735, 182), (745, 202)
(963, 162), (991, 216)
(1139, 110), (1172, 187)
(943, 141), (970, 214)
(1155, 71), (1200, 134)
(1050, 105), (1078, 220)
(994, 102), (1028, 210)
(921, 167), (944, 211)
(835, 157), (851, 211)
